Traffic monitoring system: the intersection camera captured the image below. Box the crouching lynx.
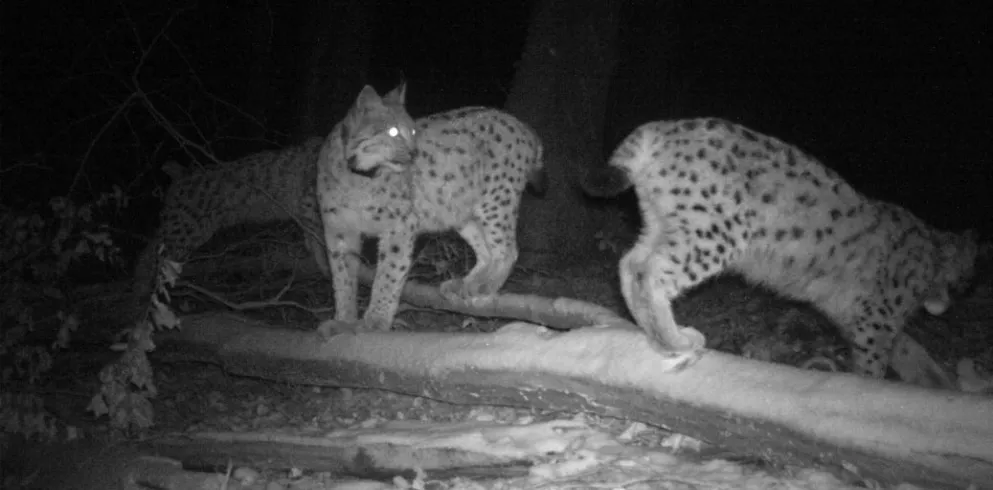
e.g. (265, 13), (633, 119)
(585, 118), (981, 378)
(317, 84), (545, 334)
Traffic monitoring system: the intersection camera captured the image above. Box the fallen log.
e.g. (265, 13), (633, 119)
(145, 419), (865, 488)
(154, 311), (993, 489)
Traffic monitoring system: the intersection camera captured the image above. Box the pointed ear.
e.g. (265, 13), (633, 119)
(382, 82), (407, 106)
(354, 85), (381, 109)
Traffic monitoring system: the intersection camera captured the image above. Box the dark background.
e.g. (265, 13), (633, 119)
(3, 0), (990, 233)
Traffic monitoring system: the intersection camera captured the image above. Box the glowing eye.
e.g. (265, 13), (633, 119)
(388, 126), (399, 137)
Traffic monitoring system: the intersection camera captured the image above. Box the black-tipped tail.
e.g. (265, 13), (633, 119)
(527, 167), (548, 197)
(580, 165), (632, 198)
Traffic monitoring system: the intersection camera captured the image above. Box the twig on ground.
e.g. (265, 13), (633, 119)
(176, 280), (333, 317)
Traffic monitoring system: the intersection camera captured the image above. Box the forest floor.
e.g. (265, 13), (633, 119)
(4, 224), (991, 490)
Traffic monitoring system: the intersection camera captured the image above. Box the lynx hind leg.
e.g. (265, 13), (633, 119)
(440, 217), (519, 301)
(305, 233), (331, 277)
(133, 212), (210, 322)
(301, 210), (329, 278)
(621, 211), (746, 356)
(324, 230), (361, 322)
(300, 201), (331, 277)
(621, 243), (708, 357)
(440, 220), (491, 300)
(362, 228), (417, 331)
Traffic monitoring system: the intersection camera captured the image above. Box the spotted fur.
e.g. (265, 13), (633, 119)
(132, 138), (327, 319)
(585, 118), (979, 378)
(318, 84), (545, 331)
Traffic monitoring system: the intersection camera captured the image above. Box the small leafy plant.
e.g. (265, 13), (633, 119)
(1, 190), (125, 440)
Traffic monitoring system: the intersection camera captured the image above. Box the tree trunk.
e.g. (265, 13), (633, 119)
(297, 0), (373, 138)
(505, 0), (620, 264)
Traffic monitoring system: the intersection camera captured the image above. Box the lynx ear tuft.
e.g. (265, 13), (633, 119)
(383, 82), (407, 106)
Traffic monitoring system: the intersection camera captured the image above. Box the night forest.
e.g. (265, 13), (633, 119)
(2, 0), (992, 488)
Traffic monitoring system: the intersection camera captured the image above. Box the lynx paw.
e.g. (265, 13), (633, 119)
(316, 319), (364, 341)
(644, 326), (707, 373)
(646, 324), (706, 357)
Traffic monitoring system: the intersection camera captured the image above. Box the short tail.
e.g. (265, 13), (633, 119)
(526, 139), (548, 197)
(581, 129), (645, 198)
(580, 165), (632, 198)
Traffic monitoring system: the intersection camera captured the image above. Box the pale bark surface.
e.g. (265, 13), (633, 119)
(154, 311), (993, 489)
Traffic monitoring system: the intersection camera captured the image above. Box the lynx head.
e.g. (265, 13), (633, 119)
(340, 83), (417, 177)
(923, 229), (983, 315)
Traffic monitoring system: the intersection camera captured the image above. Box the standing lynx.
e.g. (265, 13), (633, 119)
(317, 84), (545, 333)
(585, 118), (981, 378)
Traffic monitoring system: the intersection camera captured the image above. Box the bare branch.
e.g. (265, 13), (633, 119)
(0, 158), (53, 175)
(163, 33), (272, 144)
(66, 92), (139, 199)
(66, 5), (192, 200)
(177, 281), (333, 317)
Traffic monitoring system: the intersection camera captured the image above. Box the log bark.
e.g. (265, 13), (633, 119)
(154, 312), (993, 489)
